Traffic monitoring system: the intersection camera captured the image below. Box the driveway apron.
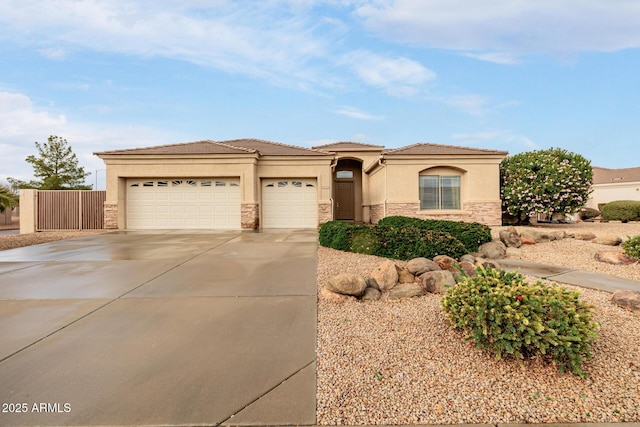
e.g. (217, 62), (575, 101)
(0, 230), (317, 426)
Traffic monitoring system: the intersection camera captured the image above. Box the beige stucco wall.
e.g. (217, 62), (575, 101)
(19, 189), (37, 234)
(587, 182), (640, 209)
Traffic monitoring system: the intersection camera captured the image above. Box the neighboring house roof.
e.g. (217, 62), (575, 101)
(383, 142), (508, 156)
(312, 141), (385, 151)
(95, 138), (329, 157)
(95, 140), (256, 155)
(592, 166), (640, 184)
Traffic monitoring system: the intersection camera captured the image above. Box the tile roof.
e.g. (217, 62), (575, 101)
(312, 141), (385, 151)
(95, 140), (256, 155)
(221, 139), (329, 156)
(383, 142), (508, 156)
(95, 138), (329, 156)
(592, 166), (640, 184)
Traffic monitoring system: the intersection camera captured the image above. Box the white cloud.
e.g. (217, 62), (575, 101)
(334, 106), (384, 120)
(341, 50), (436, 96)
(355, 0), (640, 59)
(462, 52), (521, 65)
(39, 47), (67, 60)
(446, 95), (491, 116)
(0, 91), (180, 182)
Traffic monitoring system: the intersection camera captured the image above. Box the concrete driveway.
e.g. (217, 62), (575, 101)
(0, 230), (318, 426)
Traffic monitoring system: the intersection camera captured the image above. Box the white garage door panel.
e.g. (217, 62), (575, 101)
(127, 178), (240, 230)
(262, 179), (317, 228)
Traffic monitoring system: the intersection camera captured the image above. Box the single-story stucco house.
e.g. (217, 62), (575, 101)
(94, 139), (507, 230)
(586, 166), (640, 210)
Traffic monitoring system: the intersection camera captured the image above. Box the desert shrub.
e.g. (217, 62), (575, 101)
(601, 200), (640, 222)
(577, 207), (601, 220)
(318, 220), (350, 251)
(318, 221), (468, 260)
(374, 226), (467, 260)
(441, 267), (599, 378)
(377, 215), (491, 252)
(622, 235), (640, 259)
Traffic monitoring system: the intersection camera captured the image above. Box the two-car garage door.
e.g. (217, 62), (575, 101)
(126, 177), (318, 230)
(127, 178), (240, 229)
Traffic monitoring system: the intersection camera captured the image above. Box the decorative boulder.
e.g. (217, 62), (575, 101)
(395, 266), (416, 284)
(573, 232), (597, 241)
(326, 273), (367, 296)
(595, 252), (637, 265)
(521, 237), (536, 245)
(506, 247), (522, 259)
(475, 258), (501, 270)
(420, 270), (455, 294)
(365, 277), (380, 291)
(460, 254), (476, 263)
(499, 228), (522, 248)
(477, 241), (507, 259)
(612, 290), (640, 313)
(319, 287), (356, 303)
(593, 236), (623, 246)
(458, 261), (477, 278)
(388, 283), (425, 300)
(361, 287), (382, 302)
(406, 257), (441, 275)
(371, 260), (399, 291)
(433, 255), (458, 272)
(519, 229), (556, 243)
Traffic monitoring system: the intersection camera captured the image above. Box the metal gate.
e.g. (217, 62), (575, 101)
(36, 190), (106, 230)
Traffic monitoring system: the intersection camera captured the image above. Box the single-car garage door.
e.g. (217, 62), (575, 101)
(127, 178), (240, 229)
(262, 179), (317, 228)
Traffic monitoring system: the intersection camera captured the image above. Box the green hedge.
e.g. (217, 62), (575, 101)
(601, 200), (640, 222)
(377, 216), (492, 252)
(441, 267), (599, 378)
(319, 220), (468, 260)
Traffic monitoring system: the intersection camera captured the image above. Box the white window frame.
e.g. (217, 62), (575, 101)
(419, 175), (461, 210)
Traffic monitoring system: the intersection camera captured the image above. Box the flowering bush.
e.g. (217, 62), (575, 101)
(441, 267), (600, 378)
(500, 148), (593, 224)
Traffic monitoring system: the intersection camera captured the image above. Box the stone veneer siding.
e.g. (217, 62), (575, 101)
(318, 203), (332, 225)
(370, 204), (385, 224)
(241, 203), (259, 229)
(104, 202), (118, 229)
(383, 201), (502, 226)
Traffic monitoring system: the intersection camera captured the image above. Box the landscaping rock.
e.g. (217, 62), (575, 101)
(595, 252), (637, 265)
(388, 283), (425, 300)
(365, 277), (380, 291)
(551, 230), (567, 240)
(361, 287), (381, 302)
(519, 229), (556, 243)
(406, 257), (441, 275)
(477, 241), (507, 259)
(420, 270), (455, 294)
(475, 258), (501, 270)
(433, 255), (458, 272)
(460, 254), (475, 263)
(612, 290), (640, 313)
(326, 273), (367, 296)
(573, 232), (597, 241)
(593, 236), (623, 246)
(371, 260), (399, 291)
(499, 229), (522, 248)
(395, 266), (416, 284)
(506, 247), (522, 259)
(320, 287), (357, 303)
(458, 261), (477, 278)
(521, 237), (536, 245)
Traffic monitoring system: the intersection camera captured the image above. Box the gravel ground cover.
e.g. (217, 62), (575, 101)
(317, 222), (640, 425)
(0, 230), (105, 250)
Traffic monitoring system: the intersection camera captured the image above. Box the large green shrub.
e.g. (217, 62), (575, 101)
(318, 220), (350, 251)
(577, 207), (600, 221)
(500, 148), (593, 224)
(318, 221), (468, 260)
(441, 267), (599, 378)
(377, 215), (491, 252)
(622, 235), (640, 259)
(374, 226), (467, 260)
(601, 200), (640, 222)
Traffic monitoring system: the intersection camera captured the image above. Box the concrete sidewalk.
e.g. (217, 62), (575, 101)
(500, 259), (640, 293)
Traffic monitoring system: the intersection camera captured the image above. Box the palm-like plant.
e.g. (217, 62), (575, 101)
(0, 185), (18, 213)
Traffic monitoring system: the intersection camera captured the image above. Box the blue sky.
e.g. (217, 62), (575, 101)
(1, 1), (639, 189)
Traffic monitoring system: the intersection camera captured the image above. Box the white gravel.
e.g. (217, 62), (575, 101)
(316, 222), (640, 425)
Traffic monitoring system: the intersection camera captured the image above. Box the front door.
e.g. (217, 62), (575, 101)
(335, 181), (354, 220)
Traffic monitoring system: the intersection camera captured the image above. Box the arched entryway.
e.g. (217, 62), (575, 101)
(333, 158), (363, 222)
